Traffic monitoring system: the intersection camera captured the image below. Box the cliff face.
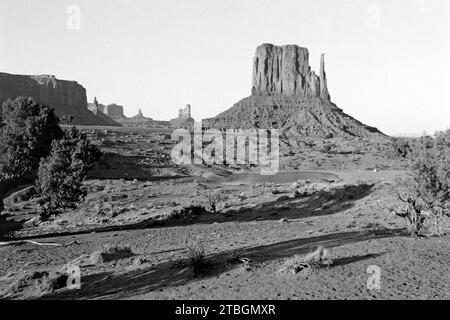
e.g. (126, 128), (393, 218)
(104, 104), (126, 120)
(0, 72), (119, 126)
(204, 43), (385, 139)
(251, 44), (329, 100)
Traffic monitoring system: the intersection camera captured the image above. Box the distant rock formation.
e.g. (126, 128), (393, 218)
(87, 97), (106, 114)
(129, 108), (153, 121)
(203, 44), (385, 138)
(251, 44), (329, 100)
(0, 72), (120, 126)
(89, 99), (169, 128)
(87, 98), (121, 126)
(104, 103), (126, 120)
(119, 108), (168, 127)
(170, 104), (195, 129)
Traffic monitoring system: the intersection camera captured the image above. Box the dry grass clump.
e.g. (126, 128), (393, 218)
(169, 204), (207, 220)
(224, 250), (243, 267)
(293, 182), (333, 197)
(89, 244), (135, 264)
(185, 235), (209, 276)
(1, 269), (69, 298)
(279, 246), (333, 274)
(205, 189), (228, 214)
(224, 250), (253, 271)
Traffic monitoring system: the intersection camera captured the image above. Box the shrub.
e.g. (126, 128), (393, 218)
(0, 97), (62, 212)
(391, 137), (412, 158)
(205, 189), (228, 214)
(185, 234), (208, 276)
(36, 127), (101, 217)
(391, 130), (450, 236)
(89, 244), (135, 264)
(169, 204), (206, 220)
(320, 143), (333, 154)
(278, 246), (333, 274)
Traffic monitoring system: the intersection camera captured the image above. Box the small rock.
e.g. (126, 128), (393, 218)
(279, 218), (288, 224)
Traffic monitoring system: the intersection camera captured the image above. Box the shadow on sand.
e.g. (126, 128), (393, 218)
(3, 183), (375, 242)
(40, 228), (404, 300)
(87, 152), (185, 181)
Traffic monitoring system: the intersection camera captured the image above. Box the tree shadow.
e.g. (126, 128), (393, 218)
(39, 228), (404, 300)
(87, 152), (185, 181)
(0, 213), (28, 238)
(328, 253), (385, 267)
(4, 183), (375, 242)
(219, 182), (375, 222)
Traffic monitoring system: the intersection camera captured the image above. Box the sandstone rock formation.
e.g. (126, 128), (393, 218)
(104, 103), (126, 120)
(88, 97), (169, 128)
(87, 99), (121, 126)
(251, 44), (330, 100)
(170, 104), (195, 129)
(204, 44), (385, 138)
(119, 108), (168, 128)
(0, 72), (119, 126)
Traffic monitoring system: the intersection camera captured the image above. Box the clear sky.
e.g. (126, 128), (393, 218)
(0, 0), (449, 136)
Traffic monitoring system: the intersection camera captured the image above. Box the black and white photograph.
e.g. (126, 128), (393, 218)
(0, 0), (448, 307)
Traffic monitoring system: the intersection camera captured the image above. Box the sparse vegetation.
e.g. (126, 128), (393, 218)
(320, 143), (333, 154)
(279, 246), (333, 274)
(89, 244), (135, 264)
(205, 189), (228, 214)
(2, 269), (69, 298)
(170, 204), (207, 220)
(392, 137), (412, 158)
(185, 234), (208, 276)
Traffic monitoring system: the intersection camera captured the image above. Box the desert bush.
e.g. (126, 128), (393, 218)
(36, 127), (102, 217)
(391, 137), (412, 158)
(0, 97), (62, 212)
(89, 244), (135, 264)
(170, 204), (207, 220)
(279, 246), (332, 274)
(320, 143), (333, 154)
(224, 250), (244, 267)
(391, 130), (450, 236)
(2, 269), (69, 298)
(185, 234), (208, 276)
(205, 189), (228, 214)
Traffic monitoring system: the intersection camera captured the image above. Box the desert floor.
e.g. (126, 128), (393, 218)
(0, 126), (448, 299)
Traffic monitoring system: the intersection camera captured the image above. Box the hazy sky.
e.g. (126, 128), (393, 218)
(0, 0), (449, 135)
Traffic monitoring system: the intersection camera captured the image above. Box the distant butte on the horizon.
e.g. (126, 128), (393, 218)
(0, 72), (119, 126)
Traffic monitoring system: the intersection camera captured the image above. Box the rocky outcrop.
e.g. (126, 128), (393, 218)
(170, 104), (195, 129)
(204, 44), (385, 138)
(104, 104), (126, 120)
(87, 102), (121, 127)
(251, 44), (330, 100)
(129, 108), (154, 121)
(119, 108), (161, 127)
(0, 72), (119, 126)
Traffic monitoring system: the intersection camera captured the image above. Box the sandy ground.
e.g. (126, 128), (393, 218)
(0, 127), (448, 300)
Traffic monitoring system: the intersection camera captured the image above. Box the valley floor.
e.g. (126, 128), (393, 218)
(0, 127), (448, 299)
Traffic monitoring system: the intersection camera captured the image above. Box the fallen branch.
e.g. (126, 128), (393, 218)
(0, 240), (62, 247)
